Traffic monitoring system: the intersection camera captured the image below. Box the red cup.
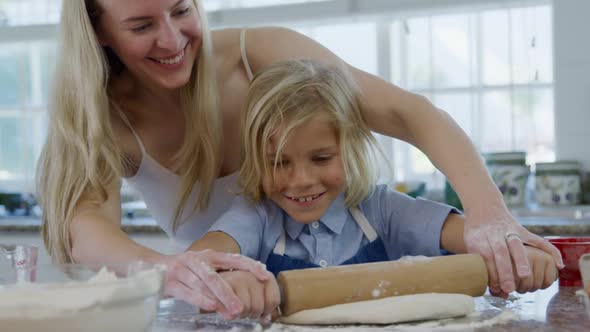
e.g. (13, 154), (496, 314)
(547, 237), (590, 287)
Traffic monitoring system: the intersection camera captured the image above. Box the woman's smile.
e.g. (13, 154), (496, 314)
(148, 42), (189, 69)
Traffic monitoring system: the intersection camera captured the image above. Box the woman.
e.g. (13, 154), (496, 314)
(37, 0), (562, 317)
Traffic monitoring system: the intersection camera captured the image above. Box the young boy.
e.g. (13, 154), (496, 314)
(189, 59), (558, 321)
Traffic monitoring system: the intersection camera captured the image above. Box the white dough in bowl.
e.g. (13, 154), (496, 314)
(280, 293), (474, 325)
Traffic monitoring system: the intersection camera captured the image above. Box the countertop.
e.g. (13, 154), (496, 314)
(1, 216), (589, 236)
(0, 216), (162, 233)
(151, 282), (589, 331)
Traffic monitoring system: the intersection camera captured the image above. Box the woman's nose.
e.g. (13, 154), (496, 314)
(155, 20), (182, 51)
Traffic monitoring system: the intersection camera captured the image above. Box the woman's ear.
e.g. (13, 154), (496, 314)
(94, 24), (109, 47)
(96, 32), (109, 47)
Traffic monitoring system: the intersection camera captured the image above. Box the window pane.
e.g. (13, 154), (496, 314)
(432, 14), (472, 88)
(405, 17), (431, 89)
(0, 42), (55, 110)
(304, 23), (377, 75)
(432, 92), (474, 137)
(390, 21), (402, 86)
(511, 6), (553, 83)
(0, 0), (62, 26)
(481, 91), (512, 152)
(481, 88), (554, 159)
(402, 93), (436, 178)
(482, 10), (510, 85)
(0, 112), (46, 185)
(513, 87), (554, 163)
(20, 112), (43, 181)
(0, 115), (21, 179)
(373, 133), (394, 184)
(0, 44), (25, 109)
(392, 92), (437, 181)
(39, 42), (58, 106)
(410, 146), (435, 175)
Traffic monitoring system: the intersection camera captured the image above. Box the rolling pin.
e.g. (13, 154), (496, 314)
(277, 253), (488, 316)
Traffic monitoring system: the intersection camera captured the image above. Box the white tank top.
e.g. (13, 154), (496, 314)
(122, 29), (255, 250)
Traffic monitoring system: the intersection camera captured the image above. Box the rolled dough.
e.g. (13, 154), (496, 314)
(279, 293), (474, 325)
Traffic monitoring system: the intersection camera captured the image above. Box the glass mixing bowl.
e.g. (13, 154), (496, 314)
(0, 262), (165, 332)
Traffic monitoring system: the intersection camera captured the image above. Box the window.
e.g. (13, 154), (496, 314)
(0, 41), (55, 191)
(390, 5), (553, 187)
(0, 0), (554, 195)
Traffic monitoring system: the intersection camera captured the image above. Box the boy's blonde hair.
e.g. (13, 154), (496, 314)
(240, 59), (379, 207)
(36, 0), (220, 263)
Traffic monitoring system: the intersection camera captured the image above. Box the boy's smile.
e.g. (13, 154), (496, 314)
(262, 113), (345, 224)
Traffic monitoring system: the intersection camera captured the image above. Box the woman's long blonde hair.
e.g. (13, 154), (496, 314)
(37, 0), (220, 263)
(240, 59), (380, 207)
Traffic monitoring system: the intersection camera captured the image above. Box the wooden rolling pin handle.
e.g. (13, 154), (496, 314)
(278, 254), (488, 316)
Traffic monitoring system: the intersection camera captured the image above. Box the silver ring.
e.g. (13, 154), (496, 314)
(505, 232), (521, 242)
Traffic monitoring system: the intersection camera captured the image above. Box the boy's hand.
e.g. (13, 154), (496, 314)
(217, 270), (280, 321)
(513, 246), (558, 294)
(157, 250), (272, 315)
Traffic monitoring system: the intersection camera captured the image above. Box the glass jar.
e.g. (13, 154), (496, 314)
(582, 171), (590, 204)
(485, 152), (529, 207)
(535, 161), (582, 206)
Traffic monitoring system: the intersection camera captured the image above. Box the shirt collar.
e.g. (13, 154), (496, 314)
(284, 193), (349, 240)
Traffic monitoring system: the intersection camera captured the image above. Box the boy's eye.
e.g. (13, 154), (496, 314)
(313, 155), (332, 163)
(270, 160), (289, 168)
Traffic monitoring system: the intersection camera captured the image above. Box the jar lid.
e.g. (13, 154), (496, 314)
(484, 152), (527, 165)
(535, 160), (581, 172)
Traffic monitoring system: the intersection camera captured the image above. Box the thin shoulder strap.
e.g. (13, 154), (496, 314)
(350, 207), (378, 242)
(273, 226), (287, 255)
(240, 28), (254, 81)
(113, 102), (147, 155)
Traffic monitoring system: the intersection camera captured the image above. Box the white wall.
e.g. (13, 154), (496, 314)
(553, 0), (590, 170)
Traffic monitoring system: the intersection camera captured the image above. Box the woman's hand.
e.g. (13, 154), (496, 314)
(156, 250), (273, 316)
(218, 270), (281, 322)
(464, 201), (563, 298)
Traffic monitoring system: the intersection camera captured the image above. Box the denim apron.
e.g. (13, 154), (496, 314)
(266, 207), (389, 276)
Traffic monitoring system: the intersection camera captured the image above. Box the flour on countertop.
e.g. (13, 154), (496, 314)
(266, 310), (515, 331)
(159, 295), (517, 332)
